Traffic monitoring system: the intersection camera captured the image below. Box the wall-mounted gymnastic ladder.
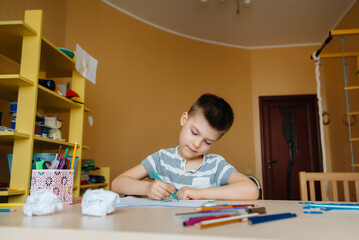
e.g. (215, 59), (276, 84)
(312, 28), (359, 171)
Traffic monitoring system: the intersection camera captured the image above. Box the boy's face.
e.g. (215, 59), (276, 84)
(178, 112), (222, 161)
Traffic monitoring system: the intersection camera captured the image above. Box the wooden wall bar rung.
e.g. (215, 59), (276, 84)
(331, 29), (359, 36)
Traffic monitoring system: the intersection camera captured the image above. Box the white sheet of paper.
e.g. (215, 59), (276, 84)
(114, 196), (212, 208)
(75, 44), (98, 84)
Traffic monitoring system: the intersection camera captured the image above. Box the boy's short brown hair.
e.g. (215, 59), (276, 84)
(188, 93), (234, 133)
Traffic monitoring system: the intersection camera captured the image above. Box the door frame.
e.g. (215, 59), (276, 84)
(259, 94), (323, 199)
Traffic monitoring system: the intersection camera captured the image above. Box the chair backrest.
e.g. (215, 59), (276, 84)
(299, 171), (359, 202)
(247, 175), (262, 200)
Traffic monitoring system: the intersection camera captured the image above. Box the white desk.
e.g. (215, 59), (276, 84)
(0, 200), (358, 240)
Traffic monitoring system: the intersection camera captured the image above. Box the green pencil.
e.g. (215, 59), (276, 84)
(0, 208), (16, 212)
(152, 171), (179, 201)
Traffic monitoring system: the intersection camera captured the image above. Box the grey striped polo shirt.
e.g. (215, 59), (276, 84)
(141, 146), (237, 190)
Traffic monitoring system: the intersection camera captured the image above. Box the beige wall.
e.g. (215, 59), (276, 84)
(64, 0), (255, 180)
(250, 46), (319, 183)
(0, 0), (67, 46)
(1, 0), (358, 187)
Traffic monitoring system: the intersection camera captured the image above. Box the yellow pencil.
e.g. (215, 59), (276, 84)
(71, 142), (78, 170)
(0, 203), (24, 207)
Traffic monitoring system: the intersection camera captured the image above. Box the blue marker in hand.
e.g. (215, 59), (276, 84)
(152, 171), (179, 201)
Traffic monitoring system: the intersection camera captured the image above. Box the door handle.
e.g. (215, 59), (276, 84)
(266, 160), (278, 169)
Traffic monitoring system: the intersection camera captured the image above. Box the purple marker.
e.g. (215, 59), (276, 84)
(59, 159), (66, 169)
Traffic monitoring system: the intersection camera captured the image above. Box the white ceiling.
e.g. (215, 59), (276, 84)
(102, 0), (357, 49)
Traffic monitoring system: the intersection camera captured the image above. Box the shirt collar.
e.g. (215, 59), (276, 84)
(175, 146), (207, 172)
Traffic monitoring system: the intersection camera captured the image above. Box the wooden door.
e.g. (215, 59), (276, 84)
(259, 95), (323, 200)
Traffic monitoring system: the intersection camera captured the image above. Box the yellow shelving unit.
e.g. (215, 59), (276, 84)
(80, 167), (110, 195)
(0, 10), (87, 202)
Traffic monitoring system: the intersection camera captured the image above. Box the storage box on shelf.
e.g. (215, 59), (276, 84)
(0, 10), (87, 202)
(80, 167), (110, 195)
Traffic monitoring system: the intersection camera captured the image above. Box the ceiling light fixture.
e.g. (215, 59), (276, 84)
(237, 0), (252, 14)
(244, 0), (251, 6)
(201, 0), (251, 14)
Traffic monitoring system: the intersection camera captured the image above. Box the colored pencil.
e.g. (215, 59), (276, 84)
(196, 204), (256, 211)
(63, 148), (69, 159)
(184, 214), (231, 226)
(202, 202), (228, 207)
(0, 188), (18, 192)
(176, 208), (247, 215)
(175, 209), (247, 220)
(301, 202), (359, 210)
(71, 142), (78, 170)
(69, 199), (82, 205)
(196, 213), (259, 229)
(200, 206), (266, 214)
(152, 171), (179, 201)
(247, 212), (297, 225)
(0, 203), (24, 207)
(56, 145), (62, 161)
(0, 208), (16, 212)
(175, 206), (266, 220)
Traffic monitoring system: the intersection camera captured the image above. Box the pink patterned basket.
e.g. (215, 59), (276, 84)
(30, 170), (74, 203)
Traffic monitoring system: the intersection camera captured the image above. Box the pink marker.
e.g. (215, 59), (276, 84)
(183, 214), (231, 226)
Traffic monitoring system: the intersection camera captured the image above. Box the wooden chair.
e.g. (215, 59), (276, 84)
(299, 171), (359, 202)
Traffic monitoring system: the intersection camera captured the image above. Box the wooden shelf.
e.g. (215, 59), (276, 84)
(82, 145), (90, 150)
(0, 21), (75, 77)
(40, 38), (75, 78)
(80, 167), (110, 193)
(37, 85), (82, 112)
(34, 135), (78, 149)
(0, 131), (30, 144)
(0, 21), (37, 35)
(349, 138), (359, 142)
(0, 74), (34, 101)
(80, 182), (108, 189)
(0, 189), (26, 196)
(0, 21), (37, 62)
(1, 10), (89, 202)
(0, 74), (34, 86)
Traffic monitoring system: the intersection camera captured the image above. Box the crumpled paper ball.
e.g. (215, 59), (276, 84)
(23, 189), (63, 216)
(81, 189), (120, 217)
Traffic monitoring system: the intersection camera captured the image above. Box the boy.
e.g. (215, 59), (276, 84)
(111, 94), (259, 200)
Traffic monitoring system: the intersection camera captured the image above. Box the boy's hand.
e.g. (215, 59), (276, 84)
(146, 180), (176, 200)
(176, 186), (201, 200)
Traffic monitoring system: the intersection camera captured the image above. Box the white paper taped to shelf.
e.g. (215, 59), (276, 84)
(88, 115), (94, 127)
(75, 44), (98, 85)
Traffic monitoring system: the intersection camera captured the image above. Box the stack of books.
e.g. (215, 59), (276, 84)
(81, 159), (105, 185)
